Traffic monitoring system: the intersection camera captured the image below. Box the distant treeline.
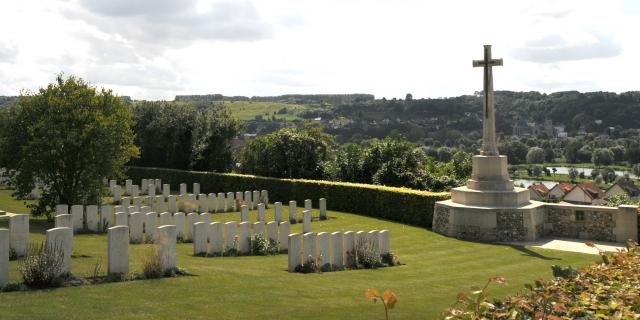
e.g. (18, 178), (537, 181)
(175, 93), (375, 105)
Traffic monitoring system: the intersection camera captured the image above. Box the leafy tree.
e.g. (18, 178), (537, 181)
(633, 163), (640, 177)
(532, 166), (542, 177)
(591, 148), (614, 166)
(0, 75), (138, 218)
(499, 139), (528, 164)
(239, 126), (333, 179)
(610, 145), (626, 162)
(564, 139), (581, 163)
(191, 107), (241, 172)
(450, 150), (472, 180)
(568, 167), (579, 181)
(526, 147), (545, 164)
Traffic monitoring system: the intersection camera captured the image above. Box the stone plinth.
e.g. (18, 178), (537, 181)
(451, 186), (530, 207)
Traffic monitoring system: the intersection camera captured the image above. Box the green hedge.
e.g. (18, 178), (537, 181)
(126, 166), (451, 229)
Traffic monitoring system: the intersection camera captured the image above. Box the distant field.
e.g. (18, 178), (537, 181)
(223, 101), (310, 121)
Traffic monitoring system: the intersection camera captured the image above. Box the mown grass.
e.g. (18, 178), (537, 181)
(223, 101), (310, 121)
(0, 189), (597, 319)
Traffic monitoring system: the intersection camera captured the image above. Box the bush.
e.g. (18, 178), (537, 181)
(127, 166), (450, 229)
(354, 238), (382, 269)
(443, 241), (640, 319)
(18, 242), (65, 289)
(295, 255), (319, 273)
(250, 234), (279, 256)
(140, 246), (164, 279)
(2, 281), (25, 292)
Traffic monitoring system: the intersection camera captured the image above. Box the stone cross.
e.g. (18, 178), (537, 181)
(472, 45), (502, 156)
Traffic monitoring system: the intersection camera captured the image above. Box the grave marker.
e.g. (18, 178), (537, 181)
(108, 225), (129, 274)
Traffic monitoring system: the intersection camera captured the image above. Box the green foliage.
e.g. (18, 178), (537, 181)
(605, 193), (639, 207)
(295, 256), (319, 273)
(1, 281), (25, 292)
(250, 233), (279, 256)
(444, 242), (640, 319)
(18, 242), (65, 288)
(525, 147), (545, 164)
(140, 245), (164, 279)
(634, 163), (640, 177)
(354, 238), (382, 269)
(568, 167), (579, 181)
(132, 101), (240, 172)
(0, 74), (138, 218)
(127, 166), (450, 229)
(591, 147), (615, 166)
(551, 264), (579, 279)
(239, 126), (333, 179)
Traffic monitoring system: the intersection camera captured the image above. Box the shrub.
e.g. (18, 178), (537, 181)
(127, 166), (450, 228)
(295, 255), (319, 273)
(250, 234), (279, 256)
(224, 235), (240, 257)
(9, 247), (17, 261)
(381, 253), (400, 266)
(354, 238), (382, 269)
(2, 281), (25, 292)
(18, 242), (65, 289)
(140, 245), (164, 279)
(443, 241), (640, 319)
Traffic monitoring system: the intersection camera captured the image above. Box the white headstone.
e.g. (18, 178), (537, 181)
(188, 194), (197, 212)
(46, 227), (72, 276)
(55, 214), (72, 228)
(174, 212), (185, 240)
(226, 192), (234, 212)
(260, 190), (269, 207)
(180, 183), (187, 195)
(224, 221), (237, 253)
(145, 212), (157, 242)
(257, 203), (265, 222)
(319, 198), (327, 220)
(155, 179), (162, 192)
(101, 205), (112, 230)
(121, 197), (131, 209)
(198, 194), (207, 212)
(367, 230), (379, 253)
(344, 231), (355, 266)
(56, 204), (69, 216)
(193, 222), (208, 255)
(317, 232), (330, 268)
(274, 202), (283, 224)
(163, 184), (170, 198)
(253, 221), (265, 236)
(113, 185), (122, 202)
(289, 201), (297, 223)
(266, 221), (277, 243)
(140, 206), (151, 214)
(114, 212), (128, 226)
(252, 190), (259, 210)
(0, 229), (8, 287)
(240, 205), (249, 222)
(239, 221), (250, 255)
(159, 212), (171, 226)
(186, 213), (197, 241)
(156, 225), (177, 272)
(108, 225), (129, 275)
(168, 195), (177, 214)
(244, 191), (252, 210)
(193, 183), (200, 196)
(9, 214), (29, 257)
(128, 212), (144, 244)
(278, 221), (290, 252)
(303, 210), (312, 233)
(110, 179), (118, 192)
(127, 206), (136, 215)
(148, 184), (156, 197)
(235, 191), (243, 203)
(86, 205), (99, 232)
(304, 199), (312, 212)
(71, 205), (83, 232)
(331, 231), (344, 269)
(200, 212), (212, 224)
(113, 206), (124, 223)
(154, 195), (163, 213)
(133, 197), (142, 211)
(131, 185), (139, 197)
(288, 233), (301, 272)
(217, 193), (225, 212)
(209, 222), (223, 255)
(355, 231), (367, 249)
(141, 179), (149, 194)
(125, 179), (132, 195)
(207, 193), (216, 213)
(303, 232), (317, 263)
(379, 230), (390, 255)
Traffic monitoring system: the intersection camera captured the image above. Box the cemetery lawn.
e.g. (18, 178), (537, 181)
(223, 101), (310, 121)
(0, 189), (597, 319)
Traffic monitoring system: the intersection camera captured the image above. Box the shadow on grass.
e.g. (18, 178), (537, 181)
(499, 243), (561, 261)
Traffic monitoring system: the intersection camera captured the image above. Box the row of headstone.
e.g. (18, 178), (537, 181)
(109, 178), (165, 200)
(107, 224), (177, 275)
(285, 198), (327, 223)
(55, 204), (110, 233)
(0, 213), (30, 286)
(192, 220), (291, 256)
(287, 229), (390, 272)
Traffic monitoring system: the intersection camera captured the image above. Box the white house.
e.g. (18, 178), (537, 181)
(563, 182), (605, 205)
(605, 181), (640, 200)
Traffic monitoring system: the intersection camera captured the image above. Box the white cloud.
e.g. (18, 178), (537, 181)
(0, 0), (638, 100)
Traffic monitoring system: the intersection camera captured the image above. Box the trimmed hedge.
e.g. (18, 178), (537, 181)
(126, 166), (450, 229)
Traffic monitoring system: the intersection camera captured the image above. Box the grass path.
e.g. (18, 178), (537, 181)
(0, 189), (596, 319)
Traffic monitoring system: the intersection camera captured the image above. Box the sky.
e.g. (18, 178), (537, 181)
(0, 0), (639, 100)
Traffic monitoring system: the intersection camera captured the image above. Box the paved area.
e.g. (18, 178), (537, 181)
(511, 238), (625, 255)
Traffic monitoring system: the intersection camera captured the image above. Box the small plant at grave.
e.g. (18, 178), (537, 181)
(140, 245), (164, 279)
(381, 252), (400, 267)
(224, 235), (240, 257)
(355, 239), (383, 269)
(365, 289), (398, 320)
(91, 257), (104, 279)
(100, 221), (110, 233)
(250, 234), (279, 256)
(9, 247), (17, 261)
(18, 241), (65, 289)
(289, 218), (297, 224)
(177, 199), (196, 214)
(1, 281), (25, 292)
(346, 249), (356, 269)
(319, 256), (332, 272)
(295, 255), (319, 273)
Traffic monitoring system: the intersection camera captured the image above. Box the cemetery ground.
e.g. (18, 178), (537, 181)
(0, 188), (597, 319)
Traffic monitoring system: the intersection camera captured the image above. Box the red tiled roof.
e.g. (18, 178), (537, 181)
(576, 182), (604, 200)
(528, 182), (549, 196)
(556, 183), (575, 194)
